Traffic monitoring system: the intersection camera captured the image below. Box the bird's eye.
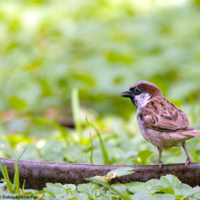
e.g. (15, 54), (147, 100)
(130, 87), (142, 95)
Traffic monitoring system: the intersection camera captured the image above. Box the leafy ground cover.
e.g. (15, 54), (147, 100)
(1, 161), (200, 200)
(1, 90), (200, 199)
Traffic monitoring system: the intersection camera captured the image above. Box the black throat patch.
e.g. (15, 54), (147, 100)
(130, 96), (137, 107)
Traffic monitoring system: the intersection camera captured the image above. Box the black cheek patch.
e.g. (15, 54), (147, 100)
(130, 97), (137, 107)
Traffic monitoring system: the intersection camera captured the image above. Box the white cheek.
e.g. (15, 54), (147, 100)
(134, 93), (151, 107)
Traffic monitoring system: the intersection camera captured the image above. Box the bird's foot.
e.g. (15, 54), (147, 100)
(158, 161), (163, 171)
(185, 157), (192, 169)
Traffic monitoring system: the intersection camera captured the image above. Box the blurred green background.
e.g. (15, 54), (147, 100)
(1, 0), (200, 166)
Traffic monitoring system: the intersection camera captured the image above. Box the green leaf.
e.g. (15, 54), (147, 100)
(75, 193), (89, 200)
(175, 195), (185, 200)
(13, 148), (27, 194)
(98, 194), (112, 200)
(91, 168), (134, 183)
(174, 183), (192, 196)
(127, 184), (156, 195)
(44, 183), (67, 198)
(2, 164), (13, 192)
(132, 159), (142, 165)
(35, 189), (53, 196)
(137, 150), (154, 165)
(0, 161), (6, 181)
(77, 183), (97, 197)
(126, 182), (144, 189)
(131, 192), (153, 200)
(152, 193), (175, 200)
(14, 159), (20, 193)
(22, 180), (26, 191)
(145, 179), (160, 187)
(9, 96), (26, 110)
(107, 167), (134, 177)
(159, 175), (181, 188)
(63, 184), (76, 194)
(87, 178), (132, 200)
(152, 186), (175, 195)
(183, 187), (200, 198)
(39, 78), (52, 97)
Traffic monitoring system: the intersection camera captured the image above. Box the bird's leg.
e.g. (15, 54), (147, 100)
(157, 147), (163, 170)
(182, 141), (192, 169)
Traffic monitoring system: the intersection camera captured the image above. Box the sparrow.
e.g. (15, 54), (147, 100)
(120, 80), (200, 169)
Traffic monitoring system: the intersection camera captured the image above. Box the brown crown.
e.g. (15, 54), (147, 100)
(131, 80), (162, 97)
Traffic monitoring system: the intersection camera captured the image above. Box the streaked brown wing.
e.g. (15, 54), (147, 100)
(139, 97), (189, 131)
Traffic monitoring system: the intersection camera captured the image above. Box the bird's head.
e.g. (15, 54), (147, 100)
(120, 80), (162, 107)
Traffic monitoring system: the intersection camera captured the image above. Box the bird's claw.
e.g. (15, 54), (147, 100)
(158, 161), (163, 171)
(185, 158), (192, 169)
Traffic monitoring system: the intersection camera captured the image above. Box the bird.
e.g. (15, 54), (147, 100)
(120, 80), (200, 169)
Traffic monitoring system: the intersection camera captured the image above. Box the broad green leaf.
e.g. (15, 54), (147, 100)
(44, 183), (67, 198)
(174, 183), (192, 196)
(183, 187), (200, 198)
(77, 183), (98, 197)
(107, 167), (134, 177)
(126, 182), (144, 191)
(35, 190), (54, 196)
(145, 179), (160, 187)
(65, 196), (77, 200)
(152, 193), (175, 200)
(92, 167), (134, 183)
(128, 184), (156, 194)
(63, 184), (76, 193)
(175, 195), (185, 200)
(87, 178), (132, 200)
(131, 192), (153, 200)
(159, 175), (181, 188)
(137, 150), (154, 165)
(194, 192), (200, 199)
(152, 186), (175, 195)
(75, 193), (89, 200)
(98, 194), (112, 200)
(9, 96), (26, 110)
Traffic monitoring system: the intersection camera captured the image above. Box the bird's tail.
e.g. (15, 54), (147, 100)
(183, 129), (200, 137)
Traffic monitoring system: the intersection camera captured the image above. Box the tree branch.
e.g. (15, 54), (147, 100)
(0, 158), (200, 190)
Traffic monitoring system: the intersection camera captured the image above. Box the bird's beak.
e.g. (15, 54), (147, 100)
(120, 88), (132, 97)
